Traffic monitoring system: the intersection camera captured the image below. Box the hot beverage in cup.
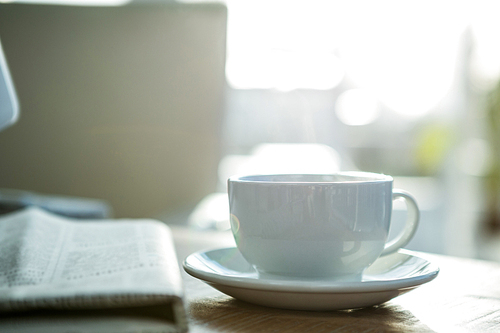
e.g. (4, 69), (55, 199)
(227, 172), (419, 278)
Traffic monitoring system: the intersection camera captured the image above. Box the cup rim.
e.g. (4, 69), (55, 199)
(228, 172), (393, 184)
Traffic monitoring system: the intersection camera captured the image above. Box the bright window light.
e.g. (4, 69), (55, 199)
(470, 2), (500, 88)
(335, 89), (379, 126)
(226, 50), (344, 91)
(225, 0), (469, 118)
(337, 1), (467, 118)
(225, 0), (345, 91)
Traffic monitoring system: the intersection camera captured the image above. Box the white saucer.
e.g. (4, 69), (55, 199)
(183, 247), (439, 311)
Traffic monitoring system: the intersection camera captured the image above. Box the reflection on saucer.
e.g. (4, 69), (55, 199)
(256, 270), (363, 283)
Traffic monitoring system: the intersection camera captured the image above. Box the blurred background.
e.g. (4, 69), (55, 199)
(1, 0), (500, 261)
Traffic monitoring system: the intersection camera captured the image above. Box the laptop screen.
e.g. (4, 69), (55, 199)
(0, 40), (19, 132)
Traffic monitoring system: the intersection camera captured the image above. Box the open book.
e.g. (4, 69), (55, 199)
(0, 207), (187, 333)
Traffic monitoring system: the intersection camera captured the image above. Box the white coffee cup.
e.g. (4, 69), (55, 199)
(227, 172), (419, 278)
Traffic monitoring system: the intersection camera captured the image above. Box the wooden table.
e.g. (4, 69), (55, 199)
(172, 226), (500, 333)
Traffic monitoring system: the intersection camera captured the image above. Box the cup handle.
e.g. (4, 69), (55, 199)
(380, 189), (420, 256)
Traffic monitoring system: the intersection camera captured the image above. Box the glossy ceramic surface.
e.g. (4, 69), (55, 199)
(183, 247), (439, 311)
(227, 172), (419, 277)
